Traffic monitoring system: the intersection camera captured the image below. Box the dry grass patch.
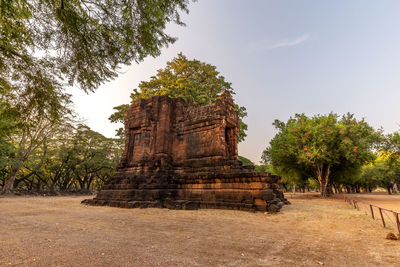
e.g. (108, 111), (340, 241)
(0, 196), (398, 266)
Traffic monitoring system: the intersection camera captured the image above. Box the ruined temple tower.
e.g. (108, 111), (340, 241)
(83, 91), (288, 211)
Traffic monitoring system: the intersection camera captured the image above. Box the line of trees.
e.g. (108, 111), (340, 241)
(260, 113), (400, 196)
(0, 109), (122, 193)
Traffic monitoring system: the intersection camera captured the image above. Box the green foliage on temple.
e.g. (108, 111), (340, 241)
(110, 53), (248, 142)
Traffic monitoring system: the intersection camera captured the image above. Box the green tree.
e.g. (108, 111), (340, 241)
(378, 132), (400, 193)
(254, 164), (275, 173)
(1, 0), (191, 116)
(1, 123), (122, 192)
(264, 113), (378, 197)
(0, 90), (73, 194)
(1, 0), (191, 193)
(68, 125), (122, 191)
(360, 153), (400, 195)
(385, 132), (400, 169)
(238, 156), (254, 166)
(109, 53), (248, 141)
(0, 97), (19, 182)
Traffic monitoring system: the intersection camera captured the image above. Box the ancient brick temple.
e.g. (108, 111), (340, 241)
(83, 91), (288, 212)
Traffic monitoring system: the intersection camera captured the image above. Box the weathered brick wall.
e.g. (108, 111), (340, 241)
(120, 90), (239, 168)
(84, 91), (289, 212)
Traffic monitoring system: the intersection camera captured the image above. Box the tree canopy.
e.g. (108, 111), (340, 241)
(0, 0), (191, 193)
(263, 113), (379, 197)
(238, 156), (254, 166)
(360, 154), (400, 194)
(109, 53), (248, 142)
(1, 0), (191, 117)
(0, 120), (122, 193)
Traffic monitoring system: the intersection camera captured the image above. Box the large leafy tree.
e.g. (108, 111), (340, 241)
(385, 131), (400, 165)
(264, 113), (379, 197)
(380, 131), (400, 192)
(1, 0), (191, 193)
(1, 0), (191, 116)
(0, 93), (74, 194)
(68, 125), (122, 191)
(109, 53), (248, 142)
(0, 96), (19, 180)
(361, 155), (400, 195)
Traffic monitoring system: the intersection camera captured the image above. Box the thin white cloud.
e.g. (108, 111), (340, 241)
(269, 34), (310, 49)
(247, 34), (310, 52)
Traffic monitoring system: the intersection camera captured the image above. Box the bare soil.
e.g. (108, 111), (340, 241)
(0, 196), (399, 266)
(345, 193), (400, 211)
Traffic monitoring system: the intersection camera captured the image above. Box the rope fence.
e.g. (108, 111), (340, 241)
(343, 196), (400, 236)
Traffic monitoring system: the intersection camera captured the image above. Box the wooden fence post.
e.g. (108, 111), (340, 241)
(379, 207), (386, 228)
(370, 205), (374, 219)
(395, 212), (400, 236)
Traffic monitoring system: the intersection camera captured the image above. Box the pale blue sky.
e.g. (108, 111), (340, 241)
(68, 0), (400, 163)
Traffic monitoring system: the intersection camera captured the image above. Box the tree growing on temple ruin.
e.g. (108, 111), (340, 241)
(263, 113), (379, 197)
(109, 53), (248, 142)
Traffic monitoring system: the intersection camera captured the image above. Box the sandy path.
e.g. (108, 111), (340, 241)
(345, 193), (400, 212)
(0, 196), (399, 266)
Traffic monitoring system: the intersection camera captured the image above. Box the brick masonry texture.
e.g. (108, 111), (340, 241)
(83, 91), (288, 212)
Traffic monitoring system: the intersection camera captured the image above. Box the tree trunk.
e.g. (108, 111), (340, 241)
(350, 186), (353, 193)
(393, 183), (398, 194)
(334, 185), (338, 194)
(317, 164), (330, 198)
(319, 182), (326, 197)
(387, 185), (392, 195)
(1, 167), (21, 194)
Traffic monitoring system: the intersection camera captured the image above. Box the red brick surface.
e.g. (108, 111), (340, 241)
(83, 92), (288, 212)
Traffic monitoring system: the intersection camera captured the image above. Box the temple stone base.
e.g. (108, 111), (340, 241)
(83, 166), (289, 212)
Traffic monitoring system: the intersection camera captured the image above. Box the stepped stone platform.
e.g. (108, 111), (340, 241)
(83, 91), (288, 212)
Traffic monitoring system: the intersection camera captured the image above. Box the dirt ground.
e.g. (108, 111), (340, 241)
(345, 193), (400, 211)
(0, 196), (399, 267)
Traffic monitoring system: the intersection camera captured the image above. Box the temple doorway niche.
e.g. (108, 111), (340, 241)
(225, 126), (235, 158)
(127, 129), (142, 164)
(127, 131), (135, 164)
